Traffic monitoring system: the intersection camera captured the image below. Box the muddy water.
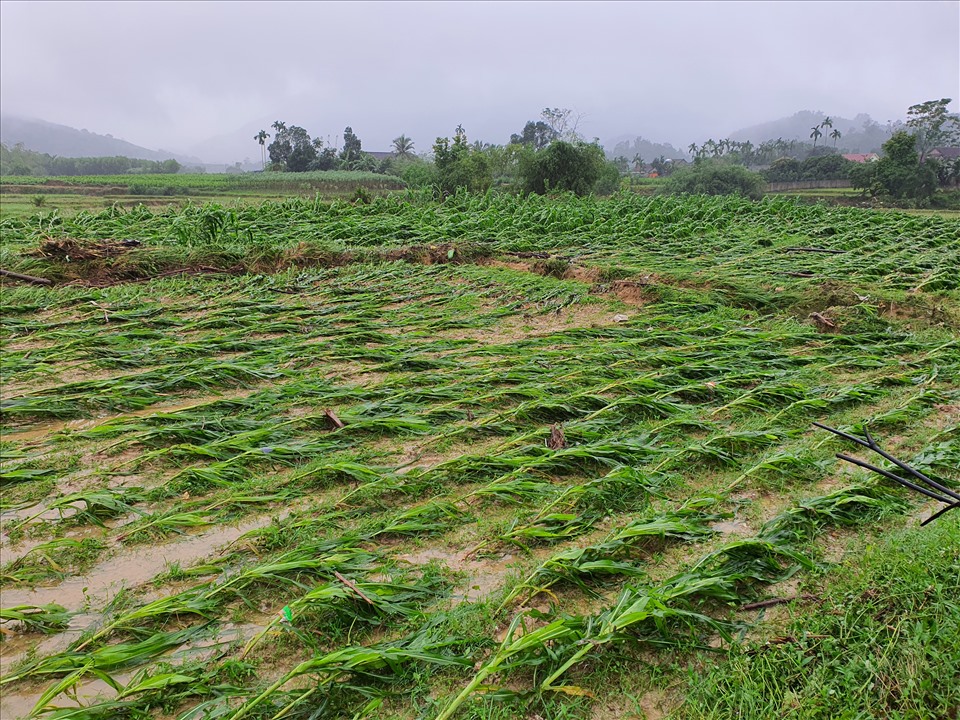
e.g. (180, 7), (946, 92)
(0, 621), (266, 720)
(0, 612), (99, 676)
(1, 514), (274, 611)
(0, 671), (133, 720)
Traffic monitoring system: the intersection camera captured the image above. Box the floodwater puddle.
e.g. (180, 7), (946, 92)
(0, 612), (99, 677)
(0, 620), (266, 719)
(1, 513), (277, 611)
(0, 671), (133, 720)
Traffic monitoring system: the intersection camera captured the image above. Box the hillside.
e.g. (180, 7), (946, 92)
(0, 115), (203, 164)
(728, 110), (897, 152)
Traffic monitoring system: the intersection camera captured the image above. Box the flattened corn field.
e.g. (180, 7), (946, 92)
(1, 192), (958, 720)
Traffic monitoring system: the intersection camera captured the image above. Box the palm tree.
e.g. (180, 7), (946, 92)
(830, 128), (842, 147)
(392, 135), (415, 158)
(810, 126), (823, 148)
(688, 142), (698, 158)
(632, 153), (644, 170)
(820, 116), (833, 131)
(254, 130), (270, 170)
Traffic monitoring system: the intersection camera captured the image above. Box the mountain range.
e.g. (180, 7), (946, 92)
(0, 115), (204, 165)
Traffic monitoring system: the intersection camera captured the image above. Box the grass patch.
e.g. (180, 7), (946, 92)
(674, 514), (960, 720)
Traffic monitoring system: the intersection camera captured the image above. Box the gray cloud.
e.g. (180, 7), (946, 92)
(2, 1), (958, 162)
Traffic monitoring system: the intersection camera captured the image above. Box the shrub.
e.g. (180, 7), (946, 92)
(660, 160), (765, 199)
(400, 161), (438, 189)
(519, 141), (617, 196)
(433, 128), (492, 196)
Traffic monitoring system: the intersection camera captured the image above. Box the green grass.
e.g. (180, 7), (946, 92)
(0, 171), (406, 219)
(674, 514), (960, 720)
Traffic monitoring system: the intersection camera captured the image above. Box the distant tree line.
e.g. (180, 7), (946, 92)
(762, 154), (855, 182)
(0, 143), (181, 176)
(256, 109), (621, 198)
(254, 122), (400, 174)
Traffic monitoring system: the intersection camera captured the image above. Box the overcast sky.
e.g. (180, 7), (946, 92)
(2, 1), (958, 162)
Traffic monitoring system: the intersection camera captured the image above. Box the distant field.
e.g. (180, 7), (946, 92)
(0, 170), (405, 191)
(0, 171), (406, 219)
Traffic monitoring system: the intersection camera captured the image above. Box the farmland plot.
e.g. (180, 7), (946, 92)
(1, 193), (958, 719)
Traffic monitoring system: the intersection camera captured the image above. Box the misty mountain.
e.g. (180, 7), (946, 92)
(604, 136), (688, 162)
(0, 115), (204, 164)
(728, 111), (898, 153)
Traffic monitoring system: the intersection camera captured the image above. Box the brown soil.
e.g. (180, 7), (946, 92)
(396, 546), (516, 604)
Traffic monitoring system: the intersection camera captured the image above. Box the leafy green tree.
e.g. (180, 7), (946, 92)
(518, 140), (616, 196)
(850, 131), (937, 202)
(763, 157), (802, 182)
(265, 122), (318, 171)
(284, 126), (317, 172)
(510, 120), (558, 150)
(340, 126), (363, 165)
(433, 125), (492, 196)
(267, 121), (292, 167)
(906, 98), (960, 162)
(400, 160), (438, 189)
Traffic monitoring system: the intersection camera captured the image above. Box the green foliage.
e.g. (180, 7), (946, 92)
(661, 159), (765, 199)
(518, 141), (618, 196)
(432, 126), (492, 196)
(351, 185), (372, 205)
(399, 158), (438, 188)
(0, 604), (71, 633)
(851, 131), (939, 203)
(267, 122), (316, 172)
(340, 126), (363, 165)
(0, 144), (181, 177)
(676, 515), (960, 719)
(763, 154), (855, 182)
(510, 120), (558, 150)
(391, 134), (415, 157)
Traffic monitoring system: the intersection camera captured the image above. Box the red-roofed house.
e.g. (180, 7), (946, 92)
(842, 153), (880, 163)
